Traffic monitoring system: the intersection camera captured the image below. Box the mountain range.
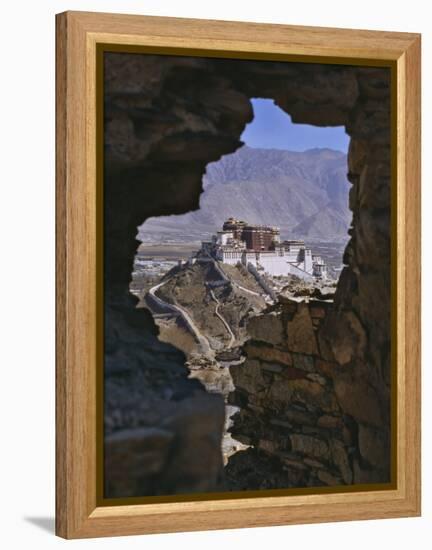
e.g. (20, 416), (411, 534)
(139, 145), (352, 244)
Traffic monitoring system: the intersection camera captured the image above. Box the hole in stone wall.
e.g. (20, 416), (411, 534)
(104, 54), (391, 498)
(130, 97), (352, 468)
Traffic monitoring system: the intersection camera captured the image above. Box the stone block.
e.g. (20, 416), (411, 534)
(247, 311), (285, 346)
(317, 414), (344, 429)
(244, 342), (293, 366)
(230, 359), (267, 394)
(284, 408), (317, 427)
(281, 456), (309, 471)
(289, 379), (339, 413)
(289, 433), (330, 460)
(292, 353), (315, 373)
(286, 304), (318, 355)
(261, 362), (285, 374)
(267, 379), (292, 404)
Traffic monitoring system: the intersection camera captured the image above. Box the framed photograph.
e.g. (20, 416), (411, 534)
(56, 11), (421, 538)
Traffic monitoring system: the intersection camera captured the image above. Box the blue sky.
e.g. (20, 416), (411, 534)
(241, 98), (349, 153)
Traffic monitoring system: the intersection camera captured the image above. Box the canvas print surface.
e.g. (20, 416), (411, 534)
(102, 52), (392, 499)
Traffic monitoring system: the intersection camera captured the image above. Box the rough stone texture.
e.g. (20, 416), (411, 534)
(229, 295), (390, 487)
(103, 285), (226, 497)
(105, 393), (225, 497)
(103, 54), (391, 493)
(332, 369), (385, 427)
(358, 423), (390, 475)
(286, 304), (318, 355)
(229, 299), (354, 486)
(244, 342), (293, 367)
(318, 310), (367, 365)
(247, 311), (285, 346)
(105, 427), (174, 497)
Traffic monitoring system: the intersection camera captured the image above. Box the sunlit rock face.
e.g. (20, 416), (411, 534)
(103, 52), (391, 496)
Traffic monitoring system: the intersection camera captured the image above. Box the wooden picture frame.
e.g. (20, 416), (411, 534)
(56, 10), (421, 539)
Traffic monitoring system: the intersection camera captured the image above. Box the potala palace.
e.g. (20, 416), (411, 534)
(200, 217), (328, 281)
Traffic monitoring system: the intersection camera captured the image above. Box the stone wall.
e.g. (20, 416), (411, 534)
(228, 296), (390, 488)
(103, 53), (391, 495)
(103, 54), (251, 497)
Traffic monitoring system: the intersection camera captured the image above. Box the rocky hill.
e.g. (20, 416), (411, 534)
(140, 145), (351, 243)
(154, 261), (266, 352)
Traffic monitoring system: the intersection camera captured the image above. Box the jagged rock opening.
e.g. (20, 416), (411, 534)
(103, 53), (391, 497)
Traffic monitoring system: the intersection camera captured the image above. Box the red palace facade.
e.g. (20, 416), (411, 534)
(222, 217), (280, 251)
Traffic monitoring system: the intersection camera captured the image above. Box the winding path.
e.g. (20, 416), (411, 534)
(147, 255), (267, 355)
(147, 280), (212, 355)
(208, 289), (236, 348)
